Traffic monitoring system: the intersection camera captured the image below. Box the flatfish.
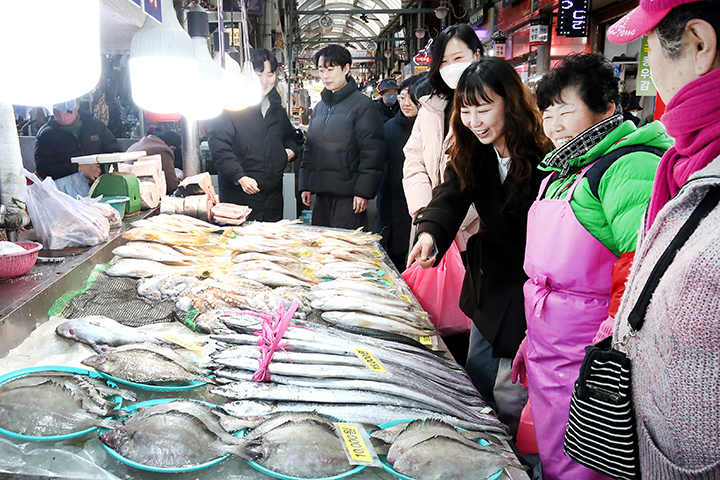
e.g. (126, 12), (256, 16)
(81, 343), (213, 385)
(0, 373), (128, 436)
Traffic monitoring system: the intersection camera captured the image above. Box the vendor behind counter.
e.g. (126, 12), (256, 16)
(34, 99), (120, 184)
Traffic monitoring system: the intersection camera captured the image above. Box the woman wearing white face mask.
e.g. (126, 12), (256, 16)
(402, 24), (482, 366)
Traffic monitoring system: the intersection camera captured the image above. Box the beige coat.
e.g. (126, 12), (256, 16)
(402, 94), (480, 250)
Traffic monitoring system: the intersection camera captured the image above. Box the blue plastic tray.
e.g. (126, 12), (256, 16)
(99, 398), (232, 473)
(237, 418), (367, 480)
(91, 369), (210, 392)
(376, 419), (503, 480)
(0, 366), (124, 441)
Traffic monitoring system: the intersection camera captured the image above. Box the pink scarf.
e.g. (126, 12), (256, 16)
(646, 67), (720, 229)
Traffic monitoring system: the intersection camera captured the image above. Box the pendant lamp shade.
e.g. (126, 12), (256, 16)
(240, 61), (263, 108)
(215, 53), (246, 111)
(129, 0), (198, 114)
(182, 38), (223, 120)
(0, 0), (101, 106)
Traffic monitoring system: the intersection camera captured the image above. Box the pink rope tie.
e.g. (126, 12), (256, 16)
(252, 301), (299, 382)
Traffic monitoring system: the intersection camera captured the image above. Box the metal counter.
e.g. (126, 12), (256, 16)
(0, 210), (156, 358)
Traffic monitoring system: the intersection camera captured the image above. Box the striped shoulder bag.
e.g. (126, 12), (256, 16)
(564, 185), (720, 480)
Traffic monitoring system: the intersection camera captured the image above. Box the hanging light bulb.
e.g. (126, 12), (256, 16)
(240, 61), (262, 108)
(129, 0), (198, 114)
(183, 38), (223, 120)
(0, 0), (100, 106)
(215, 52), (247, 110)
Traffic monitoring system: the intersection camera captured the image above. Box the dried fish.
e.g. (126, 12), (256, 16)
(56, 316), (179, 353)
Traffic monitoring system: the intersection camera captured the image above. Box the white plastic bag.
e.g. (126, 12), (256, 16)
(78, 196), (122, 228)
(22, 169), (110, 250)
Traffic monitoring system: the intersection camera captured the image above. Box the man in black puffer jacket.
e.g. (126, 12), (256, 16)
(208, 48), (299, 222)
(299, 45), (385, 229)
(34, 99), (120, 183)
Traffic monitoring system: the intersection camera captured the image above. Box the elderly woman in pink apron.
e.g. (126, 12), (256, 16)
(510, 53), (673, 479)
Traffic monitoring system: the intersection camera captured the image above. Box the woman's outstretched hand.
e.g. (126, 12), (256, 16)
(407, 233), (437, 269)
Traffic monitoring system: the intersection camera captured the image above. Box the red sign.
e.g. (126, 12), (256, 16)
(497, 0), (533, 32)
(413, 54), (431, 65)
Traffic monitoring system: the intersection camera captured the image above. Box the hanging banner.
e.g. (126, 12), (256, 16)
(557, 0), (589, 37)
(143, 0), (162, 23)
(637, 37), (657, 96)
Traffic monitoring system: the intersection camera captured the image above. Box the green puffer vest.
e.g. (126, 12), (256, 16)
(540, 120), (674, 257)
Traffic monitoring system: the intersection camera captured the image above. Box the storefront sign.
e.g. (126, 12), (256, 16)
(143, 0), (161, 23)
(637, 37), (657, 96)
(529, 23), (548, 46)
(413, 54), (431, 65)
(247, 0), (263, 16)
(557, 0), (589, 37)
(468, 6), (485, 27)
(494, 42), (506, 58)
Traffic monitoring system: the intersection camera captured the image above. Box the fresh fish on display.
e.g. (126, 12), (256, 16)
(320, 227), (382, 245)
(313, 263), (385, 280)
(232, 252), (301, 266)
(132, 214), (222, 233)
(311, 279), (402, 300)
(0, 372), (132, 436)
(234, 414), (357, 478)
(225, 235), (302, 254)
(99, 410), (250, 468)
(384, 419), (504, 465)
(81, 343), (214, 385)
(235, 270), (314, 288)
(122, 226), (217, 246)
(232, 260), (315, 283)
(309, 296), (427, 324)
(320, 311), (431, 337)
(391, 435), (516, 480)
(372, 418), (502, 446)
(55, 316), (179, 353)
(222, 400), (507, 436)
(307, 288), (413, 310)
(112, 242), (196, 265)
(212, 378), (495, 427)
(106, 258), (191, 278)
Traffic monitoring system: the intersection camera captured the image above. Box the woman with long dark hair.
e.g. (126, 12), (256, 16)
(407, 57), (553, 437)
(402, 23), (483, 365)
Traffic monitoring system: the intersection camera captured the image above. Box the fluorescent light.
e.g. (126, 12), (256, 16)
(0, 0), (101, 106)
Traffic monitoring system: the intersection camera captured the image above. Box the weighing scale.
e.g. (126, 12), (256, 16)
(71, 151), (147, 214)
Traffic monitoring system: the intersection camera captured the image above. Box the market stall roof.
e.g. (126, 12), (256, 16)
(297, 0), (402, 50)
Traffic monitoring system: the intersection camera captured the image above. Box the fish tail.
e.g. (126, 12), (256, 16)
(230, 436), (264, 461)
(96, 418), (122, 430)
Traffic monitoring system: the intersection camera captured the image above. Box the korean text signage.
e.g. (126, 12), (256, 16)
(143, 0), (162, 23)
(557, 0), (589, 37)
(638, 37), (657, 96)
(529, 24), (548, 46)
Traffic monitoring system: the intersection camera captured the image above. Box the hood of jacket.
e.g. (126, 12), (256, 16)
(321, 77), (359, 106)
(418, 94), (449, 121)
(540, 120), (674, 173)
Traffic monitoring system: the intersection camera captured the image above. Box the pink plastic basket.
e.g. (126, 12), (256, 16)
(0, 242), (42, 279)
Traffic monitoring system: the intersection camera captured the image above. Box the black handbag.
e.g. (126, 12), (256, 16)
(564, 185), (720, 480)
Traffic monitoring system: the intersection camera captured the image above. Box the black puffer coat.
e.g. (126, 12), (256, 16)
(34, 109), (120, 180)
(299, 77), (385, 199)
(208, 89), (299, 221)
(376, 111), (414, 256)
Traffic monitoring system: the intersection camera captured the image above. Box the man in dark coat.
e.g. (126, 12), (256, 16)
(208, 48), (299, 222)
(299, 45), (385, 229)
(374, 78), (400, 124)
(34, 99), (120, 183)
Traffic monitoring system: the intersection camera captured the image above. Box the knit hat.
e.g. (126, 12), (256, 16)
(607, 0), (702, 44)
(378, 78), (399, 93)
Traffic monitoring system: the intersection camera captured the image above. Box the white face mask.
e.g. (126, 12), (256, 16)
(439, 61), (472, 90)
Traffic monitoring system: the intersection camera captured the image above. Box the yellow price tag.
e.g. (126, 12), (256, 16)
(370, 249), (383, 258)
(303, 267), (316, 275)
(381, 276), (394, 285)
(419, 335), (433, 346)
(398, 294), (412, 303)
(337, 424), (374, 463)
(353, 348), (388, 373)
(300, 249), (311, 257)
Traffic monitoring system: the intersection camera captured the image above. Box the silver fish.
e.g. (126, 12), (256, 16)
(100, 411), (250, 468)
(310, 296), (427, 324)
(81, 343), (213, 385)
(232, 260), (313, 283)
(112, 241), (196, 265)
(55, 316), (177, 353)
(386, 419), (505, 464)
(392, 435), (515, 480)
(0, 375), (123, 436)
(223, 400), (510, 435)
(235, 269), (313, 288)
(321, 311), (431, 337)
(373, 418), (503, 446)
(106, 258), (190, 278)
(232, 252), (300, 265)
(242, 416), (355, 477)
